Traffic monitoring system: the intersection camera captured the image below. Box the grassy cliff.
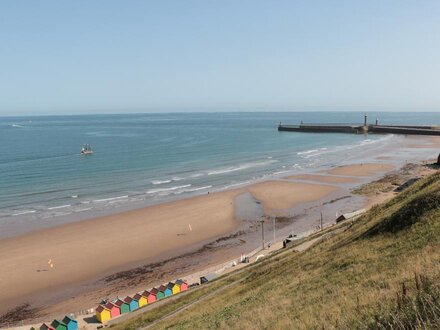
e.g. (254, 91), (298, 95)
(113, 171), (440, 329)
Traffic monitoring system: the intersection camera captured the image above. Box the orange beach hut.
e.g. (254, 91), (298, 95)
(96, 305), (111, 323)
(133, 293), (148, 307)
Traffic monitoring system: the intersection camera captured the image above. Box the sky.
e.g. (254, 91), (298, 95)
(1, 0), (440, 115)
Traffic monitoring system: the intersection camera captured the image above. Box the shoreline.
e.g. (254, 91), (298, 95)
(0, 133), (410, 240)
(1, 135), (440, 326)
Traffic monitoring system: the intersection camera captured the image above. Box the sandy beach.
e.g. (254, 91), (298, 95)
(326, 163), (394, 176)
(0, 155), (436, 326)
(287, 174), (359, 184)
(248, 181), (339, 212)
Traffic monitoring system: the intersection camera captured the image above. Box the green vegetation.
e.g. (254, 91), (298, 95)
(113, 171), (440, 329)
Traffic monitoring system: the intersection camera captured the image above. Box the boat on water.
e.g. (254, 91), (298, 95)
(81, 144), (93, 155)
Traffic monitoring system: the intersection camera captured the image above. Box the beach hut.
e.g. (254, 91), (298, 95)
(167, 282), (180, 295)
(40, 323), (55, 330)
(124, 296), (139, 311)
(114, 299), (130, 314)
(50, 320), (67, 330)
(175, 279), (188, 291)
(142, 290), (157, 304)
(159, 284), (172, 297)
(133, 293), (148, 307)
(151, 287), (165, 300)
(61, 316), (77, 330)
(95, 305), (111, 323)
(104, 302), (120, 318)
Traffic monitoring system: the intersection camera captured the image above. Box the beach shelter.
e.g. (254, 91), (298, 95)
(158, 284), (172, 297)
(142, 290), (157, 304)
(50, 320), (67, 330)
(40, 323), (55, 330)
(167, 282), (180, 295)
(95, 305), (111, 323)
(124, 296), (139, 311)
(114, 299), (130, 314)
(104, 302), (121, 318)
(200, 273), (218, 284)
(175, 279), (188, 291)
(151, 287), (165, 300)
(61, 316), (78, 330)
(133, 293), (148, 307)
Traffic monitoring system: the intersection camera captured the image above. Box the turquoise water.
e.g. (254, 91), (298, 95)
(0, 112), (438, 226)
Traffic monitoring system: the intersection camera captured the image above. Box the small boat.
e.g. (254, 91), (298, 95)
(81, 144), (93, 155)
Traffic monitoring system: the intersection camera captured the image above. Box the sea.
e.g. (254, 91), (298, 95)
(0, 111), (439, 236)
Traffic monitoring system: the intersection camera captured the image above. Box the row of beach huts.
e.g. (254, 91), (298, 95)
(96, 279), (189, 323)
(30, 315), (77, 330)
(27, 279), (189, 329)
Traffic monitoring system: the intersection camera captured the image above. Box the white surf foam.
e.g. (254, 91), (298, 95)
(207, 160), (276, 176)
(182, 185), (212, 193)
(12, 210), (36, 216)
(151, 179), (172, 185)
(147, 184), (191, 194)
(48, 204), (71, 210)
(93, 195), (128, 203)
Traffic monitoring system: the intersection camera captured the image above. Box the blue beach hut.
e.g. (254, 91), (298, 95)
(123, 296), (139, 311)
(62, 316), (78, 330)
(158, 284), (172, 297)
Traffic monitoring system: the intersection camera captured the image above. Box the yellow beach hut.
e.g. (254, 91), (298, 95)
(133, 293), (148, 308)
(96, 305), (111, 323)
(167, 282), (180, 295)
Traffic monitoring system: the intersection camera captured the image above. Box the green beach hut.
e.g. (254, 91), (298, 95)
(50, 320), (67, 330)
(151, 287), (164, 300)
(115, 299), (130, 314)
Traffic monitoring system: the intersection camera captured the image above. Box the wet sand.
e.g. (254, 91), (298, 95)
(326, 163), (394, 177)
(248, 181), (339, 212)
(287, 174), (359, 184)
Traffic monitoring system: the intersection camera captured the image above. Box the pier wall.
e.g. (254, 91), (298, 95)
(278, 124), (440, 136)
(278, 125), (360, 134)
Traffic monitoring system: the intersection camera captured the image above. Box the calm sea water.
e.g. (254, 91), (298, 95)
(0, 112), (438, 226)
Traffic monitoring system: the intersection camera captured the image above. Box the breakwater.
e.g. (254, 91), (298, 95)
(278, 114), (440, 136)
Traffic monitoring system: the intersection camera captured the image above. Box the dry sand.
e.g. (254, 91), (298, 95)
(326, 163), (394, 177)
(287, 174), (359, 184)
(247, 181), (339, 211)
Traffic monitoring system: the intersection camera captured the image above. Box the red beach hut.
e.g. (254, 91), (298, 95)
(142, 290), (157, 304)
(105, 302), (121, 318)
(175, 279), (188, 291)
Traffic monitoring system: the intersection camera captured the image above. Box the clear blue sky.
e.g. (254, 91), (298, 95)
(1, 0), (440, 115)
